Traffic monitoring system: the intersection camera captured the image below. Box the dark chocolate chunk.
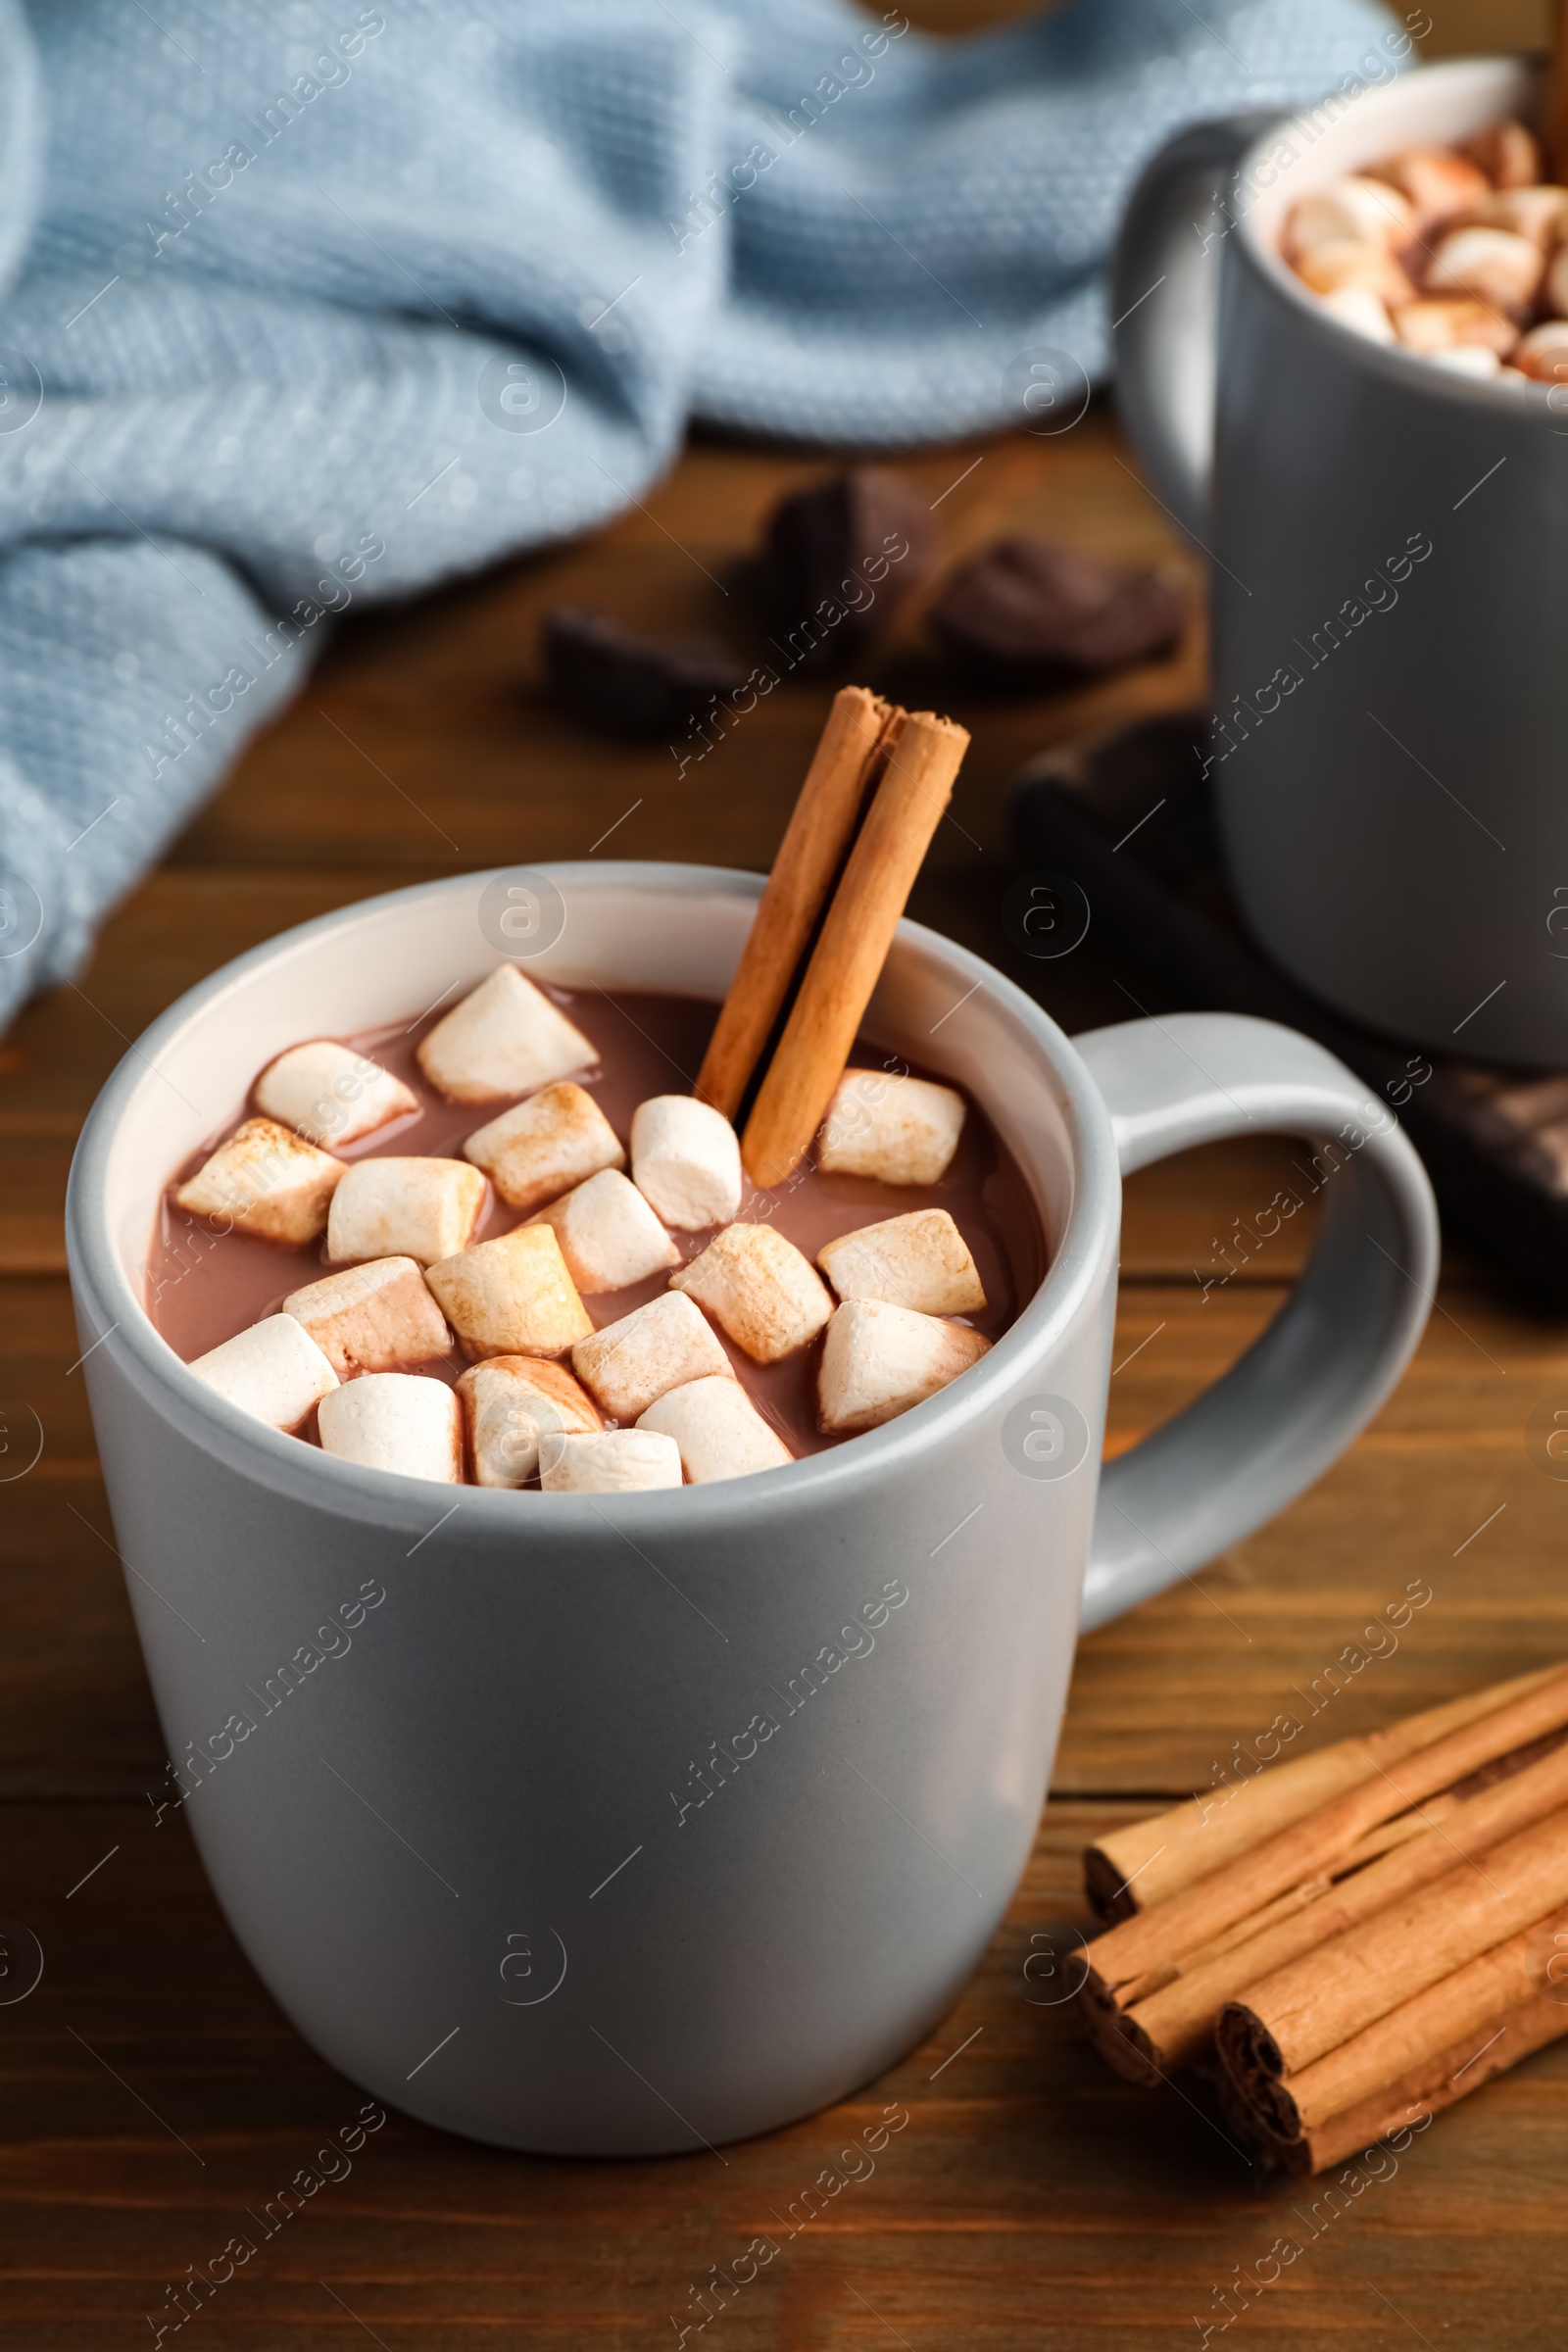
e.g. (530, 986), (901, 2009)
(930, 536), (1188, 680)
(541, 609), (746, 739)
(760, 467), (935, 675)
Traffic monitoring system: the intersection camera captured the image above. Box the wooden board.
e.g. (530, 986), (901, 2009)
(5, 125), (1567, 2341)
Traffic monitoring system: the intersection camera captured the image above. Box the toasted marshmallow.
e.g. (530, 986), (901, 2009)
(630, 1096), (742, 1230)
(571, 1289), (733, 1420)
(818, 1068), (966, 1185)
(1372, 146), (1490, 232)
(817, 1299), (991, 1435)
(1466, 184), (1568, 249)
(254, 1040), (417, 1148)
(1285, 174), (1414, 257)
(1315, 285), (1396, 344)
(317, 1373), (463, 1481)
(671, 1222), (833, 1362)
(187, 1312), (338, 1431)
(326, 1157), (486, 1266)
(1424, 224), (1542, 316)
(818, 1208), (987, 1318)
(1393, 298), (1517, 357)
(1461, 119), (1541, 190)
(526, 1167), (679, 1294)
(457, 1356), (602, 1486)
(283, 1256), (450, 1376)
(425, 1222), (593, 1360)
(541, 1429), (682, 1494)
(464, 1080), (624, 1212)
(175, 1117), (347, 1245)
(638, 1376), (791, 1484)
(1296, 240), (1415, 306)
(417, 965), (596, 1103)
(1515, 319), (1568, 381)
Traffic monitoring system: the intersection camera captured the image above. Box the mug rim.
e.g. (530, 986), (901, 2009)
(66, 860), (1121, 1537)
(1234, 51), (1556, 415)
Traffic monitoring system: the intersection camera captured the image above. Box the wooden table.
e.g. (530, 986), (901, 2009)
(4, 410), (1566, 2351)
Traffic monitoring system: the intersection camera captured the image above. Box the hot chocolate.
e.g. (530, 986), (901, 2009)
(146, 980), (1042, 1485)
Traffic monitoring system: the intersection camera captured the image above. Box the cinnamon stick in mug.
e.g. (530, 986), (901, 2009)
(742, 710), (969, 1188)
(694, 686), (896, 1119)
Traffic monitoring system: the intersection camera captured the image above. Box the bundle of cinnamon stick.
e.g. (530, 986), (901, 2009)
(1073, 1665), (1568, 2172)
(695, 686), (968, 1187)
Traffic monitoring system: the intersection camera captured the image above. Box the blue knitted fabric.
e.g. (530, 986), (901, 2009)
(0, 0), (1397, 1023)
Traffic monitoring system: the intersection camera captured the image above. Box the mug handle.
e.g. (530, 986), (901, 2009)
(1074, 1013), (1439, 1633)
(1110, 111), (1277, 542)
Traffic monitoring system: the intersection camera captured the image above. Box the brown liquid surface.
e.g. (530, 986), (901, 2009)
(146, 988), (1047, 1461)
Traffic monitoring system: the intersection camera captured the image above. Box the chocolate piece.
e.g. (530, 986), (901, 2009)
(931, 537), (1187, 681)
(541, 609), (745, 739)
(761, 467), (934, 674)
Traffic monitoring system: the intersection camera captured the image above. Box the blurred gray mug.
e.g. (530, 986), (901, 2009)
(66, 864), (1436, 2152)
(1115, 54), (1568, 1068)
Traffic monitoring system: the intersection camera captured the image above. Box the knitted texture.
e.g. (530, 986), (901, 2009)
(0, 0), (1397, 1021)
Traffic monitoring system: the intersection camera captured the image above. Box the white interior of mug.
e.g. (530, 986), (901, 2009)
(94, 864), (1089, 1362)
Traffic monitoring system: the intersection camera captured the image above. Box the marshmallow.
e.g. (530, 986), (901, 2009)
(638, 1376), (792, 1484)
(187, 1312), (338, 1431)
(1371, 146), (1490, 232)
(1424, 344), (1503, 378)
(1466, 185), (1568, 249)
(425, 1222), (593, 1360)
(1515, 320), (1568, 382)
(817, 1299), (991, 1436)
(1393, 298), (1517, 358)
(464, 1080), (624, 1212)
(1461, 120), (1541, 191)
(671, 1222), (833, 1362)
(1424, 225), (1542, 316)
(317, 1373), (463, 1482)
(175, 1117), (347, 1245)
(541, 1429), (683, 1494)
(457, 1356), (602, 1486)
(572, 1289), (733, 1421)
(818, 1208), (987, 1318)
(818, 1067), (966, 1186)
(630, 1096), (742, 1230)
(526, 1167), (679, 1294)
(326, 1156), (486, 1266)
(283, 1256), (451, 1376)
(1315, 286), (1396, 344)
(417, 965), (596, 1103)
(1297, 241), (1415, 307)
(1285, 175), (1414, 257)
(254, 1039), (417, 1148)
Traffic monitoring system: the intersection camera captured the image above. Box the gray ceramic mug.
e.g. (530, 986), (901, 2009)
(66, 863), (1437, 2153)
(1114, 55), (1568, 1068)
